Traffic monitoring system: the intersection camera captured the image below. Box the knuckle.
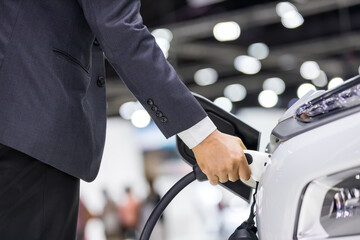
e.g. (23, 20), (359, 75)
(231, 151), (242, 160)
(229, 152), (236, 160)
(209, 179), (218, 185)
(229, 177), (238, 182)
(229, 171), (239, 182)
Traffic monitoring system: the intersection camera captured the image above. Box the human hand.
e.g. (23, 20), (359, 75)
(192, 130), (250, 185)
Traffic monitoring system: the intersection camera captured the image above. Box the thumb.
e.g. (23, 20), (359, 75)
(238, 138), (247, 150)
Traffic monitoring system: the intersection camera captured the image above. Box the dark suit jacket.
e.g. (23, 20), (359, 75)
(0, 0), (206, 181)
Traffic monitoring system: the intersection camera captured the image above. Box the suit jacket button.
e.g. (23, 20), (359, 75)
(97, 76), (105, 87)
(155, 111), (163, 117)
(151, 106), (158, 111)
(94, 39), (100, 46)
(147, 99), (154, 106)
(160, 117), (168, 123)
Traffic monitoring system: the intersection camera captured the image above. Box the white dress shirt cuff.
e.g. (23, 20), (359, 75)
(177, 116), (217, 149)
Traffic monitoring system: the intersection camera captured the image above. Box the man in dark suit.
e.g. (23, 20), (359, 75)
(0, 0), (250, 239)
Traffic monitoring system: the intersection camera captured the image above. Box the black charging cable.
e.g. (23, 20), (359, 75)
(228, 182), (259, 240)
(139, 165), (207, 240)
(140, 153), (259, 240)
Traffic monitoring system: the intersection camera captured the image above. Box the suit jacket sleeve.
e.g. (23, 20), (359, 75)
(77, 0), (207, 138)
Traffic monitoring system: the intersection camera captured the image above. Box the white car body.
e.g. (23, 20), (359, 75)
(256, 78), (360, 240)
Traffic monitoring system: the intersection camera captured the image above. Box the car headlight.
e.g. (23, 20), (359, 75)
(296, 76), (360, 122)
(295, 167), (360, 239)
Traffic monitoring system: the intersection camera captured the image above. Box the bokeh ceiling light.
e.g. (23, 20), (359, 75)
(248, 42), (269, 60)
(119, 101), (142, 120)
(328, 77), (344, 90)
(276, 1), (298, 17)
(151, 28), (173, 42)
(311, 70), (328, 87)
(297, 83), (316, 98)
(258, 90), (278, 108)
(214, 97), (233, 112)
(224, 84), (247, 102)
(262, 77), (286, 95)
(154, 37), (170, 59)
(194, 68), (218, 86)
(281, 11), (304, 29)
(234, 55), (261, 75)
(213, 21), (241, 42)
(300, 61), (321, 80)
(131, 110), (151, 128)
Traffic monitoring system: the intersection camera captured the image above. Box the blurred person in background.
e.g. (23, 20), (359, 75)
(118, 187), (142, 239)
(101, 189), (122, 240)
(0, 1), (250, 239)
(77, 199), (93, 240)
(139, 179), (165, 240)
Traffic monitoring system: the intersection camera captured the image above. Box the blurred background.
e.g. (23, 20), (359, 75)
(78, 0), (360, 239)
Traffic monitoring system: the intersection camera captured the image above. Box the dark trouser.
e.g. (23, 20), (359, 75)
(0, 143), (80, 240)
